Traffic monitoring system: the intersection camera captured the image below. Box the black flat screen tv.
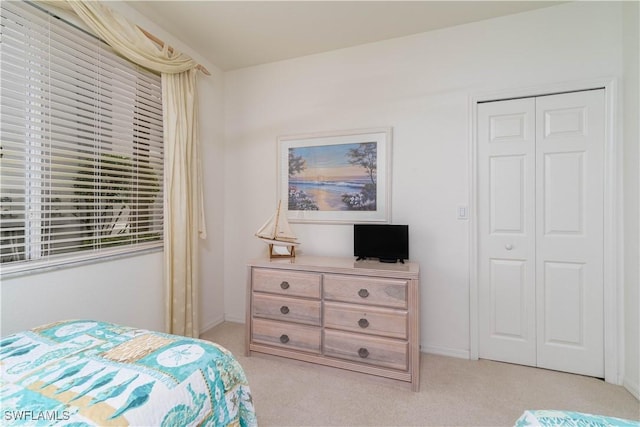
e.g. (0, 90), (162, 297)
(354, 224), (409, 263)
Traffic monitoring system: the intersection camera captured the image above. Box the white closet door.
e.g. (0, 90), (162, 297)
(478, 98), (536, 366)
(477, 90), (605, 378)
(535, 90), (604, 377)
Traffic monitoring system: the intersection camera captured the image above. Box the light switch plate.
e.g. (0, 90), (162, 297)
(457, 206), (468, 220)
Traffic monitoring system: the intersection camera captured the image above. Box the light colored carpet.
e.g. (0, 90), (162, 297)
(201, 322), (640, 426)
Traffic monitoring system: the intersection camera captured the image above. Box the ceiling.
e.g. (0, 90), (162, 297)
(125, 1), (564, 71)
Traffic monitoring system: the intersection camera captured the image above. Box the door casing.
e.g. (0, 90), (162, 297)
(469, 78), (621, 385)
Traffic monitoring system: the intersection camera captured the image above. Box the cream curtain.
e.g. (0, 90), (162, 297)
(162, 69), (205, 338)
(40, 0), (206, 337)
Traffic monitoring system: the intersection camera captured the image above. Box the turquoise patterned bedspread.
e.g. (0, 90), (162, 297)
(0, 320), (257, 427)
(515, 410), (639, 427)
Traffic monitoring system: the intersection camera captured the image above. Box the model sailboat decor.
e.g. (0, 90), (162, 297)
(255, 200), (299, 259)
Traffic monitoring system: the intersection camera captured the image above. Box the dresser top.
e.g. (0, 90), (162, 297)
(248, 255), (419, 279)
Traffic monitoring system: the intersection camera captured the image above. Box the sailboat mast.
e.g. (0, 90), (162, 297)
(273, 200), (282, 240)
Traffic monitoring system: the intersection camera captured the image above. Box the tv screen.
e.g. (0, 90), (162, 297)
(354, 224), (409, 263)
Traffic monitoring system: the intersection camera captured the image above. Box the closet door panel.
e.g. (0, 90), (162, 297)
(543, 152), (585, 236)
(535, 90), (604, 378)
(478, 98), (536, 366)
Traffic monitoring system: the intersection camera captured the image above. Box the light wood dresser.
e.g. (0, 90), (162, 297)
(246, 256), (420, 391)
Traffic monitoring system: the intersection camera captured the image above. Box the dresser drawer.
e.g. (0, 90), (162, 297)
(252, 318), (321, 354)
(324, 274), (407, 308)
(253, 293), (321, 326)
(324, 301), (408, 339)
(252, 268), (321, 299)
(324, 329), (408, 371)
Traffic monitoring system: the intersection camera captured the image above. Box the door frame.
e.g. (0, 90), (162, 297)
(468, 78), (621, 385)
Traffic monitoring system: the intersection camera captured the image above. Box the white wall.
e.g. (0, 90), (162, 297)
(223, 2), (627, 360)
(0, 3), (227, 337)
(623, 1), (640, 400)
(196, 68), (227, 332)
(0, 253), (164, 336)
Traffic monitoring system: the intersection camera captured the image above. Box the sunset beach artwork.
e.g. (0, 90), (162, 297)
(278, 128), (391, 224)
(288, 142), (377, 212)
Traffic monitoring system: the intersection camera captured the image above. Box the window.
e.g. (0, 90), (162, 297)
(0, 1), (164, 275)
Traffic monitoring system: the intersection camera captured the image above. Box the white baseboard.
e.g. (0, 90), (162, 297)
(200, 314), (246, 336)
(223, 314), (246, 324)
(200, 315), (225, 334)
(422, 344), (470, 359)
(623, 377), (640, 401)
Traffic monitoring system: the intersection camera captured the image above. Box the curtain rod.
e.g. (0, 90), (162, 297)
(139, 27), (211, 76)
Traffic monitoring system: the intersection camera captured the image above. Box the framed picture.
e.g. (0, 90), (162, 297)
(278, 128), (392, 224)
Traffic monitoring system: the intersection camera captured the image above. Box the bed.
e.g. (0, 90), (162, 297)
(0, 320), (257, 427)
(515, 410), (639, 427)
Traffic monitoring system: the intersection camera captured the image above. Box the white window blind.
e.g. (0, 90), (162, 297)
(0, 1), (164, 275)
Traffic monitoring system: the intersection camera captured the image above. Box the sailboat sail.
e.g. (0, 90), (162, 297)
(255, 201), (298, 244)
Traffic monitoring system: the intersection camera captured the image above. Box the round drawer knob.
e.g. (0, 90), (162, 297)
(358, 318), (369, 328)
(358, 347), (369, 358)
(280, 306), (290, 315)
(279, 334), (290, 344)
(358, 288), (369, 298)
(280, 281), (290, 289)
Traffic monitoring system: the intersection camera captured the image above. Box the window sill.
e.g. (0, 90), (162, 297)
(0, 243), (163, 279)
